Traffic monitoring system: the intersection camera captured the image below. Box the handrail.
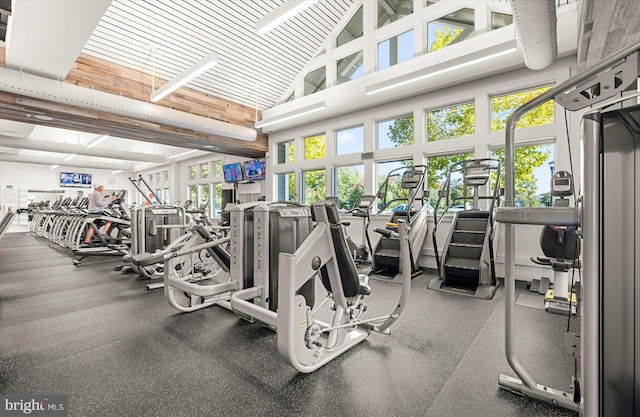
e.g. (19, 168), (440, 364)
(501, 40), (640, 399)
(431, 158), (501, 274)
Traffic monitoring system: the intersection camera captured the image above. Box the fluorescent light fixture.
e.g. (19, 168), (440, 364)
(50, 165), (58, 170)
(366, 47), (519, 95)
(256, 0), (317, 35)
(65, 154), (77, 161)
(168, 149), (199, 159)
(255, 101), (326, 129)
(150, 52), (219, 102)
(111, 170), (123, 174)
(87, 135), (109, 148)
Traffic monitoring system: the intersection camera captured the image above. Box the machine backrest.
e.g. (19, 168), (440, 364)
(540, 225), (581, 261)
(319, 201), (361, 298)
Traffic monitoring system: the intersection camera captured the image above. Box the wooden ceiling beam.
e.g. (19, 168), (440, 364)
(0, 48), (268, 157)
(0, 91), (268, 158)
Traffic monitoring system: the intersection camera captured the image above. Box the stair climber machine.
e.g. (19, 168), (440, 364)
(529, 171), (581, 315)
(366, 165), (428, 282)
(118, 175), (186, 288)
(428, 159), (501, 299)
(229, 200), (413, 373)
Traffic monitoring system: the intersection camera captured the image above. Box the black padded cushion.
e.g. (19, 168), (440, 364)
(319, 201), (363, 298)
(539, 225), (580, 261)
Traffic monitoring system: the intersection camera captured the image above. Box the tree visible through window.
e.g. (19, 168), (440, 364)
(334, 165), (364, 210)
(427, 101), (475, 141)
(378, 115), (413, 149)
(426, 152), (474, 210)
(276, 172), (296, 202)
(428, 8), (475, 53)
(304, 134), (326, 160)
(376, 160), (414, 212)
(491, 85), (555, 131)
(491, 143), (555, 207)
(303, 169), (326, 205)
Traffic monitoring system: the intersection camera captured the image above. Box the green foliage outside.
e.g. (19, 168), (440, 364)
(491, 85), (554, 131)
(336, 166), (364, 210)
(303, 169), (326, 205)
(429, 26), (463, 53)
(301, 134), (327, 205)
(427, 102), (474, 141)
(385, 115), (414, 147)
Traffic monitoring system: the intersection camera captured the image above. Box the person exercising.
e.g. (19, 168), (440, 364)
(83, 184), (117, 244)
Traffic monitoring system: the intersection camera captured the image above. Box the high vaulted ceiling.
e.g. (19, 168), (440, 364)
(0, 0), (353, 170)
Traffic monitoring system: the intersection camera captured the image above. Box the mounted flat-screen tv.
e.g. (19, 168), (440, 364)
(223, 162), (244, 183)
(60, 172), (92, 188)
(243, 159), (266, 181)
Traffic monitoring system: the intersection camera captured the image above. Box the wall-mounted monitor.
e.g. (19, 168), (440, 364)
(60, 172), (92, 188)
(223, 162), (244, 183)
(243, 159), (266, 181)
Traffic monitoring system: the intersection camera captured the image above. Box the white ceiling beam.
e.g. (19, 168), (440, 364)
(5, 0), (112, 79)
(0, 135), (166, 163)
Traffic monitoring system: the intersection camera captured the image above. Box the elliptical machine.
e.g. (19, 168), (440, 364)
(529, 170), (580, 314)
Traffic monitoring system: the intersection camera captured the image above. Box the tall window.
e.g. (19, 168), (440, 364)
(490, 85), (555, 131)
(162, 188), (170, 204)
(427, 8), (475, 53)
(213, 183), (223, 218)
(376, 159), (413, 212)
(188, 185), (197, 204)
(148, 174), (154, 186)
(337, 6), (363, 47)
(378, 30), (414, 70)
(491, 143), (555, 207)
(378, 0), (413, 28)
(336, 125), (364, 155)
(199, 184), (210, 209)
(276, 172), (296, 202)
(163, 170), (169, 184)
(426, 152), (474, 211)
(337, 50), (364, 85)
(491, 12), (513, 30)
(427, 101), (475, 141)
(304, 134), (327, 160)
(213, 161), (222, 177)
(188, 165), (197, 180)
(201, 163), (209, 179)
(378, 115), (414, 149)
(333, 164), (365, 210)
(304, 67), (326, 96)
(302, 169), (326, 205)
(154, 172), (161, 185)
(277, 140), (295, 164)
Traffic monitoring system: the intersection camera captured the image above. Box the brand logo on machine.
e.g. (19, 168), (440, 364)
(255, 215), (263, 270)
(1, 395), (68, 416)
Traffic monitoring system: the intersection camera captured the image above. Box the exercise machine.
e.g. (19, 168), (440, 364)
(428, 159), (501, 299)
(0, 210), (16, 240)
(496, 40), (640, 415)
(529, 171), (580, 314)
(367, 165), (428, 281)
(326, 194), (375, 264)
(230, 200), (412, 372)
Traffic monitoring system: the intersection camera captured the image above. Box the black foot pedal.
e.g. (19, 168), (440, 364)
(530, 278), (541, 293)
(539, 277), (551, 294)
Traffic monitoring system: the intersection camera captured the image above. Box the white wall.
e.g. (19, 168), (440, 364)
(0, 161), (136, 232)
